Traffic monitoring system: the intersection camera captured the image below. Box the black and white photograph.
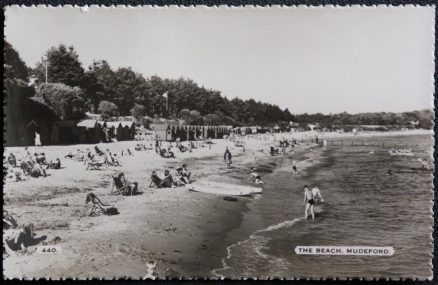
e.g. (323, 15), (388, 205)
(3, 5), (435, 279)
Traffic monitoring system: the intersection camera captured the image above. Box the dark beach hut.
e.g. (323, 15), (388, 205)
(121, 121), (135, 141)
(106, 122), (123, 141)
(77, 120), (100, 144)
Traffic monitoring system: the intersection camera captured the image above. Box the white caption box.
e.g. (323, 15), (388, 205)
(295, 246), (394, 256)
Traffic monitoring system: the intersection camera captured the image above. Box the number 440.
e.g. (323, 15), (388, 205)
(37, 246), (61, 254)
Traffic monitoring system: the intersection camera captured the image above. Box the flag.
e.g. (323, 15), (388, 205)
(162, 92), (168, 98)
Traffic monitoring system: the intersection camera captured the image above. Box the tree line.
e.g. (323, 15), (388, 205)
(294, 111), (433, 130)
(12, 42), (293, 126)
(4, 40), (433, 129)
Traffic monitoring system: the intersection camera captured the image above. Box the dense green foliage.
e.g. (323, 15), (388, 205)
(35, 83), (85, 121)
(98, 100), (120, 119)
(4, 40), (29, 81)
(130, 103), (147, 121)
(294, 110), (434, 129)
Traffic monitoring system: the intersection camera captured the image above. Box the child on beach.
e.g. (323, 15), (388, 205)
(292, 160), (298, 176)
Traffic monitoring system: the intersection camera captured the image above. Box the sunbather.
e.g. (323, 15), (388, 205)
(7, 153), (17, 167)
(180, 164), (191, 183)
(161, 170), (174, 187)
(3, 211), (37, 255)
(94, 146), (104, 156)
(47, 158), (61, 169)
(85, 157), (103, 170)
(85, 193), (118, 216)
(111, 172), (138, 196)
(150, 171), (162, 188)
(150, 170), (173, 188)
(30, 163), (47, 178)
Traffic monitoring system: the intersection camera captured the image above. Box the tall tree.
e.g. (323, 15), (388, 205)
(4, 40), (28, 81)
(34, 44), (85, 87)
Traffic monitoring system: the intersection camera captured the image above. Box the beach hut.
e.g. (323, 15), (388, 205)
(120, 121), (135, 141)
(77, 119), (100, 144)
(97, 121), (109, 142)
(106, 122), (123, 141)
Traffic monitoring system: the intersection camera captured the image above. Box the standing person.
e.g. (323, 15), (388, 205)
(224, 146), (232, 168)
(303, 185), (315, 220)
(34, 132), (41, 148)
(292, 160), (298, 176)
(311, 187), (324, 203)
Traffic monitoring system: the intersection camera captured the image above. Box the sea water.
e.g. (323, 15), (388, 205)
(213, 135), (433, 279)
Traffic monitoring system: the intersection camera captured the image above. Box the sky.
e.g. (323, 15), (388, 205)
(4, 5), (435, 114)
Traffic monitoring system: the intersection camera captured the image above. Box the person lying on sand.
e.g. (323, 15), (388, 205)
(47, 158), (61, 170)
(5, 168), (24, 182)
(3, 211), (38, 256)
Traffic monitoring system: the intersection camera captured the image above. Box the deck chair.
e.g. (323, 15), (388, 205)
(149, 174), (162, 188)
(86, 160), (103, 170)
(85, 193), (118, 216)
(111, 174), (138, 196)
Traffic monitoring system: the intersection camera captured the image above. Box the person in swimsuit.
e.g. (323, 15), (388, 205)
(303, 185), (315, 220)
(311, 187), (324, 203)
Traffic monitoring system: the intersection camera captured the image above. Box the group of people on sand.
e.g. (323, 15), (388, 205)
(3, 147), (62, 183)
(66, 146), (127, 170)
(3, 210), (60, 256)
(150, 164), (192, 188)
(154, 137), (211, 158)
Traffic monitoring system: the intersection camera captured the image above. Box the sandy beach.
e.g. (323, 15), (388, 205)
(3, 129), (431, 279)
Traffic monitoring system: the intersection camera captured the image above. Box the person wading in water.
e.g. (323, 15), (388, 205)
(303, 185), (315, 220)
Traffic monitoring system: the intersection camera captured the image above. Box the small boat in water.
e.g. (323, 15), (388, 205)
(388, 148), (415, 156)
